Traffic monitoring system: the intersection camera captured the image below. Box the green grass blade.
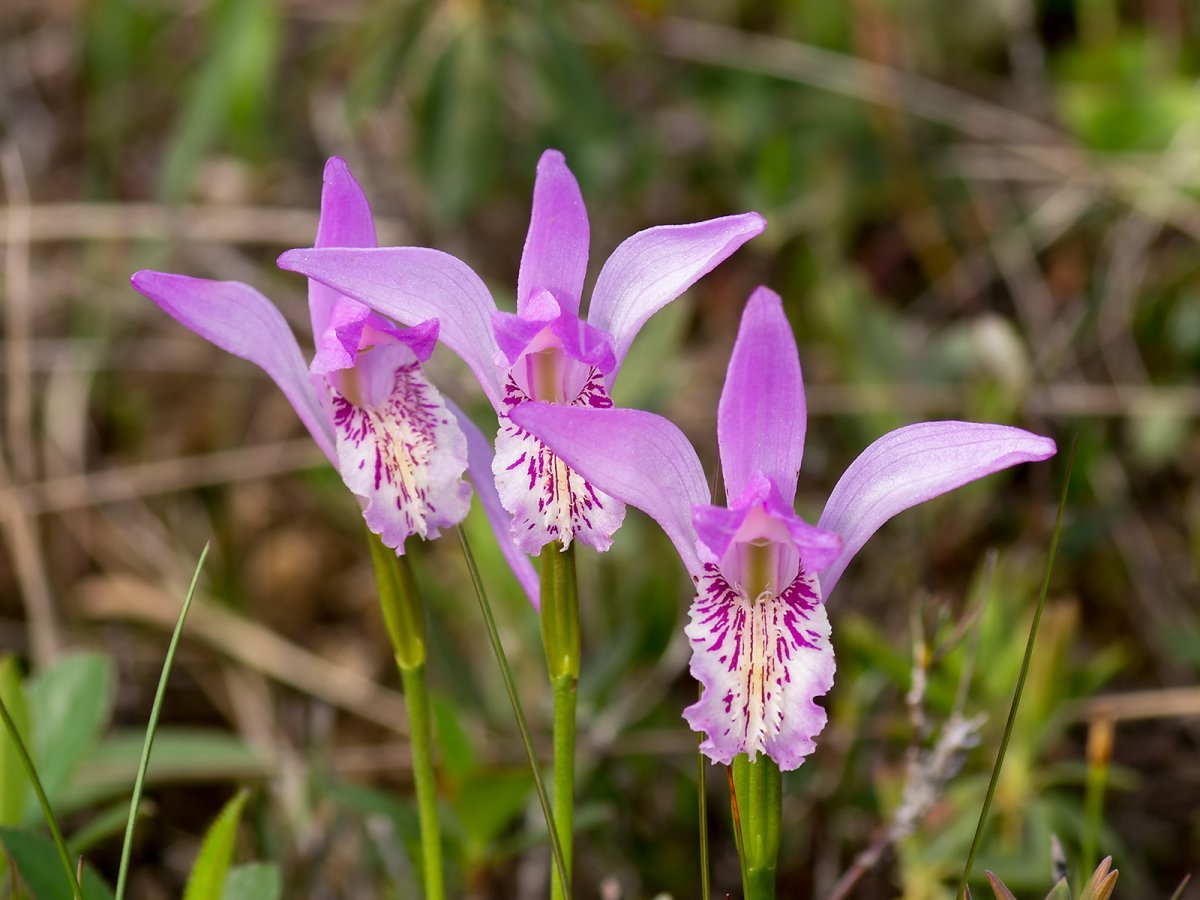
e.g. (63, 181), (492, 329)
(0, 690), (83, 899)
(455, 526), (571, 897)
(182, 789), (249, 900)
(955, 437), (1077, 898)
(115, 542), (210, 900)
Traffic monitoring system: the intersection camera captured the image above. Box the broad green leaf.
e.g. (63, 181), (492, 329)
(221, 863), (281, 900)
(0, 827), (115, 900)
(183, 789), (250, 900)
(27, 653), (114, 806)
(63, 729), (269, 812)
(0, 656), (31, 825)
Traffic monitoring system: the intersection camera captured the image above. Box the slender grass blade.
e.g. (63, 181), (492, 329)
(115, 543), (210, 900)
(955, 438), (1077, 897)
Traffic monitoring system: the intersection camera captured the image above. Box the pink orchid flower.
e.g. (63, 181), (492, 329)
(277, 150), (765, 557)
(132, 158), (537, 602)
(510, 287), (1056, 769)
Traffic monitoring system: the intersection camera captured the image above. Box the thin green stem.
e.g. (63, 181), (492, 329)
(956, 437), (1077, 898)
(399, 661), (444, 900)
(456, 526), (570, 897)
(551, 675), (576, 900)
(365, 531), (442, 896)
(0, 693), (82, 900)
(698, 723), (710, 900)
(116, 543), (209, 900)
(540, 542), (579, 900)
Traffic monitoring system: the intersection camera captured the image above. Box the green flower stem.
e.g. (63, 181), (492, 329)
(540, 542), (579, 900)
(366, 530), (443, 900)
(399, 660), (444, 900)
(551, 674), (576, 900)
(732, 753), (781, 900)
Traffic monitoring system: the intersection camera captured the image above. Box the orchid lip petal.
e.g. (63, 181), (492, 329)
(446, 397), (540, 609)
(507, 402), (710, 574)
(331, 343), (471, 550)
(816, 421), (1057, 597)
(517, 149), (589, 317)
(717, 286), (807, 504)
(587, 211), (766, 378)
(684, 562), (834, 770)
(132, 271), (336, 464)
(493, 369), (626, 554)
(278, 246), (505, 410)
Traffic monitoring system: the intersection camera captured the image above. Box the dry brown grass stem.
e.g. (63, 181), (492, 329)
(1, 139), (63, 666)
(9, 438), (324, 515)
(0, 202), (409, 246)
(76, 574), (411, 735)
(1074, 686), (1200, 723)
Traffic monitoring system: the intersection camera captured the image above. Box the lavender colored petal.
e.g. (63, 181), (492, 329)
(376, 317), (440, 363)
(718, 286), (806, 504)
(587, 212), (766, 375)
(508, 403), (710, 575)
(309, 157), (379, 374)
(278, 247), (504, 409)
(816, 421), (1058, 596)
(684, 565), (834, 770)
(492, 309), (554, 367)
(132, 271), (335, 463)
(446, 397), (540, 609)
(517, 149), (589, 316)
(550, 313), (616, 375)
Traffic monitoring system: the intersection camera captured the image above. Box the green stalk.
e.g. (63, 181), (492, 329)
(117, 543), (209, 900)
(456, 526), (570, 896)
(732, 753), (781, 900)
(551, 675), (576, 900)
(698, 718), (711, 900)
(366, 530), (443, 900)
(540, 542), (579, 900)
(399, 661), (444, 900)
(956, 436), (1077, 898)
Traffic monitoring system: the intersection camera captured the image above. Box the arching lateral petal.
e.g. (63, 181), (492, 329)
(718, 286), (806, 504)
(508, 403), (710, 576)
(278, 247), (504, 409)
(587, 212), (766, 375)
(816, 421), (1057, 596)
(131, 271), (336, 462)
